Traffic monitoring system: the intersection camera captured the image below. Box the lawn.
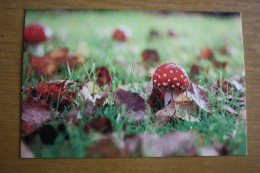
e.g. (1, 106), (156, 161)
(21, 10), (246, 158)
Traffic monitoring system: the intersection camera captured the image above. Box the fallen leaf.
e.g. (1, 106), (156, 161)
(147, 88), (165, 112)
(114, 89), (148, 121)
(94, 92), (108, 108)
(21, 98), (53, 135)
(85, 99), (95, 116)
(125, 131), (198, 157)
(155, 102), (176, 125)
(84, 116), (112, 134)
(29, 54), (56, 77)
(31, 80), (79, 111)
(87, 134), (127, 157)
(29, 48), (85, 77)
(187, 83), (211, 112)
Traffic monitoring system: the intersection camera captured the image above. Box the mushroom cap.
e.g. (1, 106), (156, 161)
(112, 28), (127, 41)
(152, 62), (190, 92)
(24, 23), (52, 44)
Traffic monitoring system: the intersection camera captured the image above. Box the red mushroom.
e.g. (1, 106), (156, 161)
(112, 26), (131, 42)
(24, 23), (52, 56)
(152, 62), (190, 105)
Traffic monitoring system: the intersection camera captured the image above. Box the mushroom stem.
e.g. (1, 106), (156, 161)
(31, 44), (45, 56)
(164, 91), (178, 106)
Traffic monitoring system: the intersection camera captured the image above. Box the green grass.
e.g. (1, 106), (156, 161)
(22, 10), (246, 157)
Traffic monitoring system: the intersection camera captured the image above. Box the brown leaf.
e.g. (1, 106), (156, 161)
(29, 54), (56, 77)
(68, 53), (85, 68)
(155, 102), (176, 126)
(29, 48), (84, 77)
(175, 94), (200, 122)
(187, 83), (210, 112)
(114, 89), (148, 121)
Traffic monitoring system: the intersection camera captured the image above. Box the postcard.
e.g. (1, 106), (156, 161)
(21, 10), (246, 158)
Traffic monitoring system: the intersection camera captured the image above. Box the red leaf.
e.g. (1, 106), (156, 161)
(27, 80), (80, 111)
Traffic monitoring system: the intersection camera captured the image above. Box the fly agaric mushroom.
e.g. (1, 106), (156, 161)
(24, 23), (52, 56)
(112, 26), (131, 42)
(152, 62), (190, 105)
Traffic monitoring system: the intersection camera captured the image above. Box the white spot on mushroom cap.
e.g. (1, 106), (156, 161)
(162, 82), (167, 86)
(157, 83), (161, 86)
(176, 83), (180, 86)
(168, 79), (171, 82)
(174, 78), (177, 81)
(154, 80), (157, 83)
(170, 70), (173, 74)
(163, 73), (167, 77)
